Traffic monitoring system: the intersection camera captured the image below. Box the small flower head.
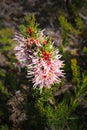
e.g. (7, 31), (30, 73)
(14, 34), (28, 67)
(41, 50), (51, 61)
(14, 34), (35, 67)
(42, 41), (47, 45)
(27, 38), (35, 46)
(27, 27), (33, 35)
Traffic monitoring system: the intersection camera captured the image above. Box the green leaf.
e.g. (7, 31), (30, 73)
(19, 24), (27, 35)
(0, 80), (9, 97)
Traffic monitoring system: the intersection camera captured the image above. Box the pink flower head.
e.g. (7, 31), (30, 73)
(14, 26), (65, 91)
(27, 50), (64, 90)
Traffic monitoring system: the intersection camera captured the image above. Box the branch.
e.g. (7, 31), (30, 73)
(79, 13), (87, 21)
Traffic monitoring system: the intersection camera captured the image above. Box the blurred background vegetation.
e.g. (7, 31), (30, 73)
(0, 0), (87, 130)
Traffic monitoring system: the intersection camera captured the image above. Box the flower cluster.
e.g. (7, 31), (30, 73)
(14, 22), (64, 90)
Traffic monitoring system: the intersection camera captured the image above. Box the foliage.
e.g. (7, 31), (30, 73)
(71, 58), (80, 83)
(59, 16), (80, 34)
(0, 28), (15, 53)
(70, 73), (87, 110)
(71, 0), (85, 10)
(0, 80), (9, 97)
(75, 17), (84, 31)
(59, 15), (84, 44)
(0, 125), (9, 130)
